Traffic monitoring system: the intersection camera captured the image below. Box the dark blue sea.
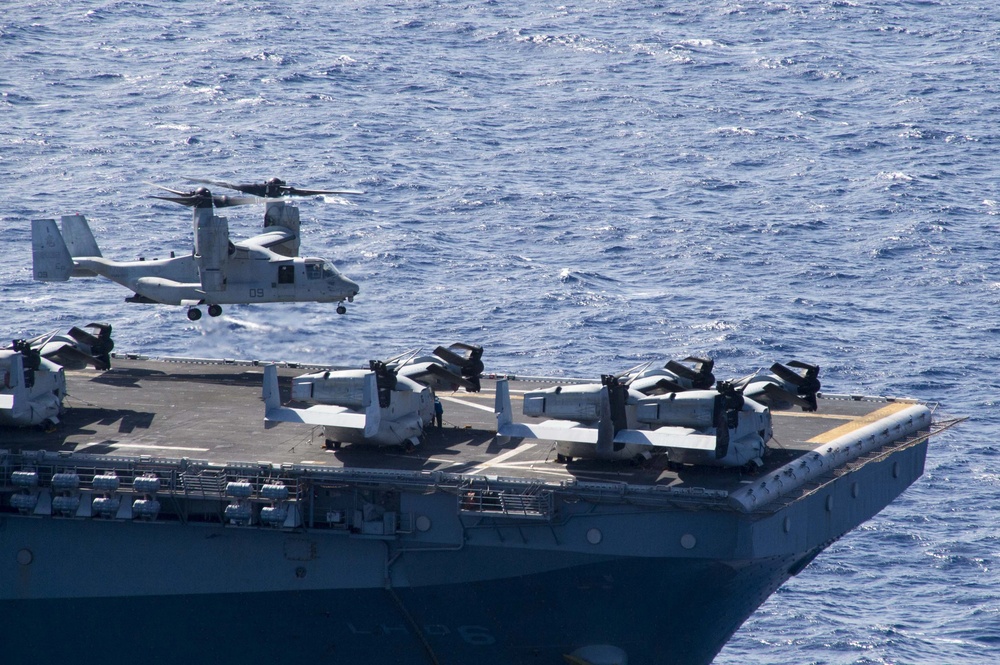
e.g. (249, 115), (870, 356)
(1, 1), (997, 662)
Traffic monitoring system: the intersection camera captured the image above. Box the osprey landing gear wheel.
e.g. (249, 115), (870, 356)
(208, 304), (223, 317)
(336, 304), (347, 315)
(187, 308), (202, 321)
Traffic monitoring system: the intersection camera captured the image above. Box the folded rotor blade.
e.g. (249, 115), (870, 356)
(184, 177), (363, 198)
(286, 186), (364, 196)
(422, 363), (478, 392)
(665, 359), (701, 381)
(769, 362), (806, 386)
(761, 383), (816, 411)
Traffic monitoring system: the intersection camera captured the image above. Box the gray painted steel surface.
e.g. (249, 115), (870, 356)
(0, 357), (947, 665)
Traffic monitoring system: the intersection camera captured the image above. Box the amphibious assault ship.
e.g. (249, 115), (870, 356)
(1, 353), (954, 665)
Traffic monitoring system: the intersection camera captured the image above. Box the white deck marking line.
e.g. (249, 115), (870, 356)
(495, 460), (637, 479)
(83, 443), (210, 452)
(470, 443), (537, 473)
(438, 394), (495, 413)
(487, 465), (575, 479)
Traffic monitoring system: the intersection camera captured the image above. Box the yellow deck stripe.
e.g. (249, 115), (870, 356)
(807, 402), (914, 444)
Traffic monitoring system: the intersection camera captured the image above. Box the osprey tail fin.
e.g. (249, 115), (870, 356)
(31, 219), (73, 281)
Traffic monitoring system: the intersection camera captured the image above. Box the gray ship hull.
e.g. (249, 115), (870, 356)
(3, 556), (800, 665)
(2, 435), (929, 665)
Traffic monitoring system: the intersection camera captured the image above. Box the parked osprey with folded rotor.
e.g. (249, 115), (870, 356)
(495, 357), (821, 470)
(263, 343), (486, 451)
(1, 322), (117, 428)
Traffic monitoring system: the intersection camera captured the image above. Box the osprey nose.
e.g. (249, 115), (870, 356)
(341, 276), (360, 297)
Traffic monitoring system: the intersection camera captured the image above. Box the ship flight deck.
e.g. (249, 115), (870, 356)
(3, 356), (943, 504)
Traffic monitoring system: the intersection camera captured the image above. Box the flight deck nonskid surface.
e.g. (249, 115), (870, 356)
(1, 357), (926, 496)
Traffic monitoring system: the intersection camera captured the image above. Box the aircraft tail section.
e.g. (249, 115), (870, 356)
(60, 214), (102, 260)
(495, 379), (594, 442)
(495, 379), (514, 443)
(263, 364), (371, 433)
(263, 201), (301, 257)
(263, 363), (282, 420)
(194, 208), (229, 292)
(361, 372), (381, 439)
(31, 219), (74, 281)
(595, 379), (616, 456)
(32, 216), (103, 281)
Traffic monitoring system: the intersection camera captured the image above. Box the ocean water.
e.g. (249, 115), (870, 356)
(1, 0), (997, 662)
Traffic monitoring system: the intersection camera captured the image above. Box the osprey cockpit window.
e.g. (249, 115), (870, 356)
(305, 262), (323, 280)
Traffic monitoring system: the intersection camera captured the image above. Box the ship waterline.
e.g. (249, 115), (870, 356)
(1, 357), (946, 664)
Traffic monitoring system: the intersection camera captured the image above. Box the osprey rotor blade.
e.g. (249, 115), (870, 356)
(183, 177), (247, 191)
(769, 362), (807, 386)
(285, 186), (365, 197)
(421, 363), (479, 392)
(151, 194), (204, 206)
(787, 360), (821, 381)
(433, 344), (484, 374)
(184, 177), (363, 199)
(771, 361), (821, 393)
(145, 182), (193, 196)
(183, 177), (273, 197)
(638, 377), (687, 395)
(665, 359), (701, 381)
(761, 383), (817, 411)
(149, 182), (264, 208)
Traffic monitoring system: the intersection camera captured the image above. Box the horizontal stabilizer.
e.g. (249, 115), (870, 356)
(266, 403), (365, 429)
(500, 419), (720, 452)
(613, 428), (718, 451)
(499, 419), (601, 444)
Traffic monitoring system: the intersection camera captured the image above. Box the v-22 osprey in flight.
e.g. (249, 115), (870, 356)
(31, 177), (361, 321)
